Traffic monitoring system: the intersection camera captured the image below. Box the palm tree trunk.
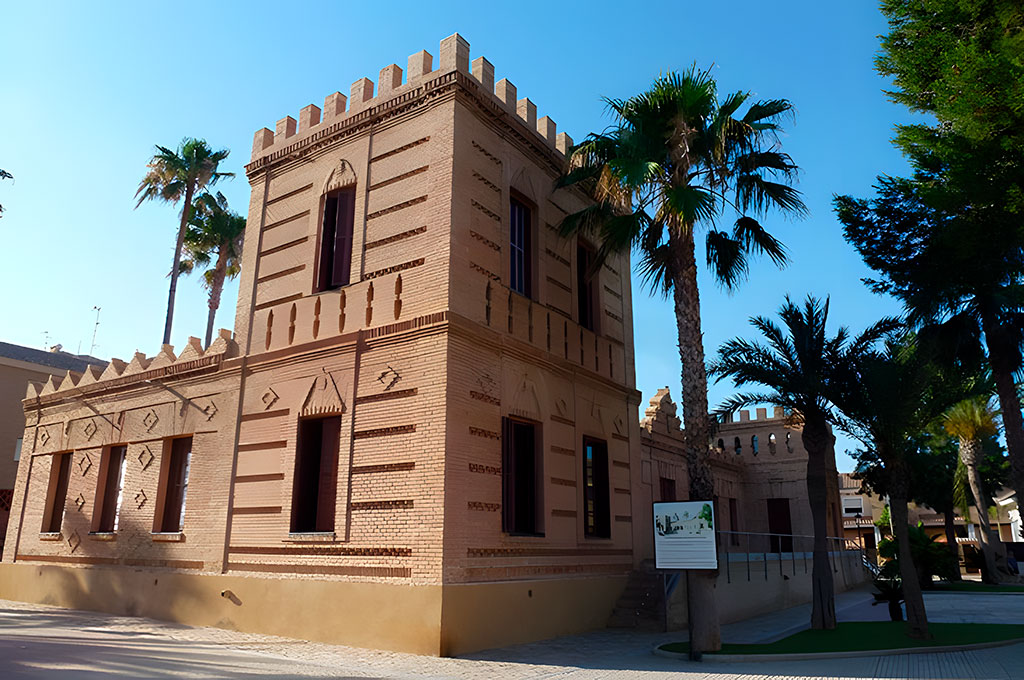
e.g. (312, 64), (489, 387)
(204, 250), (228, 348)
(888, 455), (930, 639)
(164, 183), (195, 345)
(667, 221), (720, 657)
(942, 508), (961, 581)
(961, 437), (1000, 584)
(982, 317), (1024, 538)
(802, 416), (836, 629)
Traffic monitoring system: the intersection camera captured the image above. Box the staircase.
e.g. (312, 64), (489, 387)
(607, 560), (666, 631)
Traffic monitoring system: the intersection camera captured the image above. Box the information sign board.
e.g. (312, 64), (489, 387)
(653, 500), (718, 569)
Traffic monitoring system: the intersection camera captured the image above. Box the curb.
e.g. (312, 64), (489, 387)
(652, 636), (1024, 663)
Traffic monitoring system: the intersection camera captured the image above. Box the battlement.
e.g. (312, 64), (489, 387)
(719, 406), (788, 426)
(250, 33), (573, 163)
(24, 330), (238, 403)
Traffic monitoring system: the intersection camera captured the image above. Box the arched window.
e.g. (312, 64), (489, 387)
(786, 432), (793, 453)
(751, 435), (759, 456)
(733, 436), (742, 454)
(717, 438), (725, 450)
(768, 433), (777, 455)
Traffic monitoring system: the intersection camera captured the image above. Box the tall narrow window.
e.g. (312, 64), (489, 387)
(501, 417), (541, 535)
(767, 498), (793, 552)
(291, 416), (341, 533)
(577, 241), (597, 331)
(509, 197), (532, 298)
(41, 452), (72, 533)
(94, 445), (127, 533)
(157, 437), (192, 533)
(583, 437), (610, 538)
(318, 187), (356, 291)
(659, 476), (676, 503)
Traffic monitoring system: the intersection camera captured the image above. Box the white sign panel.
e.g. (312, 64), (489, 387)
(653, 501), (718, 569)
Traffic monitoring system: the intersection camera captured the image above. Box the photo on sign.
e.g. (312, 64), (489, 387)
(655, 502), (713, 537)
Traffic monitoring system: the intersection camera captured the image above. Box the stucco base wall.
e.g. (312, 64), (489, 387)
(0, 563), (443, 655)
(439, 575), (628, 656)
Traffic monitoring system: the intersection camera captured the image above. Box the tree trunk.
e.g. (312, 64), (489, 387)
(942, 508), (961, 581)
(982, 317), (1024, 539)
(668, 221), (720, 658)
(802, 415), (836, 629)
(164, 183), (195, 345)
(888, 456), (930, 639)
(961, 437), (1000, 584)
(204, 250), (228, 348)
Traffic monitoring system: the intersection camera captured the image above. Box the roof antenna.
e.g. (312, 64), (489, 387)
(89, 306), (102, 356)
(42, 330), (50, 350)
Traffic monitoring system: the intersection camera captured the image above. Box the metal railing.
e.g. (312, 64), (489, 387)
(716, 530), (871, 584)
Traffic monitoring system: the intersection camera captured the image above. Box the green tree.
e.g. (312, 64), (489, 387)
(179, 192), (246, 348)
(710, 295), (895, 629)
(135, 138), (233, 345)
(943, 397), (1002, 582)
(556, 68), (806, 656)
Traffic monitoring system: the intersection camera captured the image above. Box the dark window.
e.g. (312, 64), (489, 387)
(41, 452), (72, 533)
(318, 187), (356, 291)
(733, 437), (742, 454)
(717, 438), (724, 450)
(583, 437), (610, 538)
(158, 437), (192, 533)
(291, 416), (341, 533)
(768, 433), (777, 454)
(94, 445), (127, 533)
(728, 497), (739, 546)
(577, 241), (596, 331)
(509, 197), (532, 297)
(767, 498), (793, 552)
(659, 476), (677, 503)
(501, 417), (541, 535)
(751, 435), (759, 456)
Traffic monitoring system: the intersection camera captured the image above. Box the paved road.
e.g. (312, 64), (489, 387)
(0, 593), (1022, 679)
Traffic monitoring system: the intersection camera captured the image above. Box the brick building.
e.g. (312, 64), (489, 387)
(0, 34), (856, 655)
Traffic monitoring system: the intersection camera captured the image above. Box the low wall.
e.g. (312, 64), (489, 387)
(667, 550), (870, 629)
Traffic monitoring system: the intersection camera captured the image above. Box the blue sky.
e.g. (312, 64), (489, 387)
(1, 1), (915, 470)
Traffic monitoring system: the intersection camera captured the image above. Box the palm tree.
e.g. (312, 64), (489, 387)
(943, 397), (1001, 583)
(832, 335), (980, 639)
(709, 296), (896, 630)
(0, 168), (12, 217)
(179, 192), (246, 348)
(557, 67), (806, 655)
(135, 138), (233, 345)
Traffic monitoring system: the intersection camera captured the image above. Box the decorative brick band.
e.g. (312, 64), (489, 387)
(229, 563), (412, 578)
(266, 183), (312, 206)
(551, 445), (575, 457)
(605, 262), (620, 276)
(229, 545), (411, 557)
(254, 292), (303, 312)
(605, 309), (623, 324)
(470, 262), (500, 282)
(472, 171), (500, 193)
(264, 209), (310, 231)
(355, 387), (418, 405)
(17, 554), (203, 570)
(603, 285), (623, 300)
(611, 433), (629, 442)
(232, 506), (282, 515)
(469, 462), (501, 476)
(470, 230), (501, 251)
(371, 136), (430, 163)
(363, 310), (448, 340)
(612, 460), (630, 469)
(463, 563), (631, 582)
(615, 515), (632, 523)
(551, 477), (576, 487)
(472, 140), (502, 166)
(240, 409), (289, 422)
(361, 257), (424, 281)
(551, 509), (577, 518)
(351, 499), (414, 511)
(468, 501), (500, 512)
(352, 461), (416, 474)
(469, 390), (500, 406)
(469, 426), (500, 440)
(259, 236), (308, 258)
(369, 165), (429, 191)
(471, 199), (500, 223)
(237, 440), (287, 452)
(235, 473), (285, 484)
(366, 195), (427, 220)
(545, 248), (570, 267)
(365, 226), (426, 250)
(550, 415), (575, 427)
(353, 424), (415, 439)
(257, 264), (306, 284)
(546, 276), (571, 294)
(467, 547), (632, 558)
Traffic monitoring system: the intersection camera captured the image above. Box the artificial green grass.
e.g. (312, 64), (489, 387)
(932, 581), (1024, 593)
(659, 622), (1024, 655)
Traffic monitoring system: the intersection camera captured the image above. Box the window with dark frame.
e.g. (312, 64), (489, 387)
(157, 437), (192, 533)
(577, 240), (597, 331)
(94, 445), (127, 533)
(41, 452), (72, 533)
(501, 417), (542, 535)
(291, 416), (341, 533)
(658, 476), (676, 503)
(583, 437), (610, 538)
(318, 187), (356, 291)
(509, 197), (532, 298)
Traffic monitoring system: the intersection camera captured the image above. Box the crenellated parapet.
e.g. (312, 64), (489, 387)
(24, 330), (238, 405)
(248, 33), (574, 167)
(640, 387), (681, 434)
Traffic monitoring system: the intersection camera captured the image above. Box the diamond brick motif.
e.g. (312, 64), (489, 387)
(202, 399), (218, 421)
(76, 452), (92, 477)
(137, 445), (154, 471)
(74, 493), (86, 511)
(142, 409), (159, 432)
(83, 419), (97, 440)
(134, 488), (147, 509)
(67, 530), (81, 553)
(261, 387), (279, 409)
(38, 428), (50, 446)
